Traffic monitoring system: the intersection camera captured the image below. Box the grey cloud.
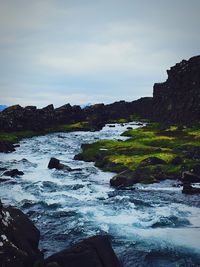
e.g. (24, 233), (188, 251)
(0, 0), (199, 107)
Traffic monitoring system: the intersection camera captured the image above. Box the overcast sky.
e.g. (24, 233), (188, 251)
(0, 0), (200, 108)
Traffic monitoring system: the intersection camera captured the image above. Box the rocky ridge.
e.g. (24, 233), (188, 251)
(0, 55), (200, 136)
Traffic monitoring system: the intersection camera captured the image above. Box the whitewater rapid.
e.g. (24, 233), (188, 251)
(0, 122), (200, 266)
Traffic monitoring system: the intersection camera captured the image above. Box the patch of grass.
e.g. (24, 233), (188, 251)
(0, 121), (92, 144)
(0, 131), (37, 143)
(77, 123), (200, 181)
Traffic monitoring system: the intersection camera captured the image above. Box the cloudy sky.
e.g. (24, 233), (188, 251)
(0, 0), (200, 108)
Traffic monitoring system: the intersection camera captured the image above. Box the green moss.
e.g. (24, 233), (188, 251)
(0, 121), (92, 144)
(77, 123), (200, 182)
(0, 131), (37, 143)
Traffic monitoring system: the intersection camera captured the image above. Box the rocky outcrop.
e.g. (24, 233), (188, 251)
(0, 201), (120, 267)
(0, 201), (43, 267)
(152, 55), (200, 124)
(42, 235), (120, 267)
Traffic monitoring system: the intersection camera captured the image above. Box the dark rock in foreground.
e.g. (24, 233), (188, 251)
(42, 235), (120, 267)
(0, 201), (120, 267)
(0, 201), (43, 267)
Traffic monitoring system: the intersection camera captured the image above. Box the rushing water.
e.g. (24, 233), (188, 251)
(0, 122), (200, 267)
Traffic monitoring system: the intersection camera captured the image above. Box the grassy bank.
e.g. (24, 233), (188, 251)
(76, 123), (200, 183)
(0, 121), (94, 144)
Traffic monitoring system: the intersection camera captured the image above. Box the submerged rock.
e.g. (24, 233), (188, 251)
(3, 169), (24, 177)
(43, 235), (120, 267)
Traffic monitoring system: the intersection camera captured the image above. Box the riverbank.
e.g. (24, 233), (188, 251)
(75, 123), (200, 187)
(0, 121), (105, 152)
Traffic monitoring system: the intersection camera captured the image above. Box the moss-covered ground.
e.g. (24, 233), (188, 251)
(0, 121), (93, 143)
(76, 123), (200, 183)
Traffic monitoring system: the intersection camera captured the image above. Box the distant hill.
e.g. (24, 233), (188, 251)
(0, 105), (7, 111)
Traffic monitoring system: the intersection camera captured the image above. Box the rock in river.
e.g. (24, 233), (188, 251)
(110, 170), (137, 188)
(43, 235), (120, 267)
(48, 158), (81, 172)
(3, 169), (24, 177)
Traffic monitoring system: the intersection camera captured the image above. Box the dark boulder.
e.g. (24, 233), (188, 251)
(182, 171), (200, 183)
(140, 157), (166, 166)
(0, 202), (43, 267)
(48, 158), (81, 171)
(48, 158), (61, 169)
(0, 141), (16, 153)
(182, 184), (200, 194)
(43, 235), (120, 267)
(110, 170), (138, 188)
(3, 169), (24, 177)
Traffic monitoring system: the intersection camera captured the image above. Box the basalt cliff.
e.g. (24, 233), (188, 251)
(152, 55), (200, 124)
(0, 55), (199, 135)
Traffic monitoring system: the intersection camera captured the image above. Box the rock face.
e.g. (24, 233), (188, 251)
(152, 55), (200, 124)
(0, 98), (152, 134)
(0, 56), (199, 135)
(43, 235), (120, 267)
(0, 201), (43, 267)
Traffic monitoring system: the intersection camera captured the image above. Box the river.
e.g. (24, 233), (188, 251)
(0, 122), (200, 267)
